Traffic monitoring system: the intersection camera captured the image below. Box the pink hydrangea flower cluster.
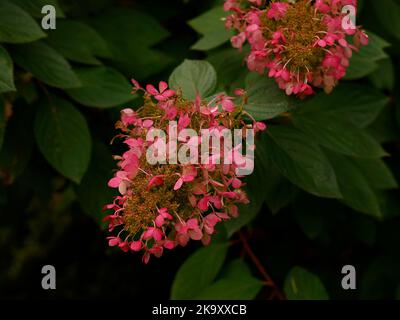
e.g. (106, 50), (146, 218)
(224, 0), (369, 98)
(104, 80), (265, 263)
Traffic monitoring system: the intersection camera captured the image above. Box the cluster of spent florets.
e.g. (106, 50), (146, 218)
(224, 0), (369, 98)
(104, 80), (266, 263)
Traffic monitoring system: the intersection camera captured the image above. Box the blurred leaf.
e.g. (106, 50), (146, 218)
(76, 141), (115, 225)
(262, 126), (341, 198)
(297, 84), (389, 128)
(371, 0), (400, 41)
(34, 96), (91, 183)
(0, 1), (45, 44)
(0, 97), (5, 151)
(195, 260), (262, 300)
(46, 20), (111, 65)
(368, 104), (400, 143)
(13, 0), (65, 18)
(11, 41), (81, 89)
(207, 47), (248, 92)
(255, 138), (298, 214)
(345, 32), (390, 80)
(16, 82), (39, 104)
(369, 58), (395, 91)
(89, 8), (172, 79)
(189, 6), (231, 51)
(244, 73), (290, 121)
(0, 102), (34, 180)
(294, 197), (325, 240)
(171, 243), (228, 300)
(0, 45), (15, 93)
(66, 66), (133, 108)
(284, 266), (329, 300)
(353, 158), (398, 190)
(292, 113), (387, 158)
(169, 59), (217, 100)
(326, 151), (382, 219)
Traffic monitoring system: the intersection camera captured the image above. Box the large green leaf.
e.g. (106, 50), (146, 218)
(46, 20), (111, 65)
(11, 41), (81, 89)
(171, 243), (228, 300)
(284, 266), (329, 300)
(244, 73), (290, 121)
(262, 126), (341, 198)
(345, 32), (390, 80)
(13, 0), (65, 18)
(76, 141), (115, 225)
(34, 96), (91, 183)
(89, 8), (172, 79)
(188, 6), (231, 51)
(353, 158), (398, 190)
(195, 260), (262, 300)
(296, 84), (389, 128)
(369, 58), (395, 91)
(326, 151), (382, 219)
(169, 59), (217, 100)
(66, 66), (134, 108)
(0, 45), (15, 93)
(371, 0), (400, 41)
(207, 47), (248, 92)
(292, 113), (387, 158)
(0, 1), (45, 44)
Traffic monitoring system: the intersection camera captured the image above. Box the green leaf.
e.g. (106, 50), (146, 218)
(34, 96), (91, 183)
(262, 126), (341, 198)
(207, 47), (248, 92)
(371, 0), (400, 41)
(66, 66), (134, 108)
(195, 259), (262, 300)
(284, 266), (329, 300)
(369, 58), (395, 91)
(189, 6), (231, 51)
(292, 113), (387, 158)
(169, 59), (217, 100)
(345, 32), (390, 80)
(76, 141), (115, 225)
(352, 158), (398, 190)
(13, 0), (65, 18)
(89, 8), (172, 79)
(326, 151), (382, 219)
(10, 41), (81, 89)
(171, 243), (228, 300)
(46, 20), (111, 65)
(297, 84), (389, 128)
(0, 1), (45, 44)
(0, 45), (15, 93)
(244, 73), (290, 121)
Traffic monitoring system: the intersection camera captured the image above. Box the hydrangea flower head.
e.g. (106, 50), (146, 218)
(225, 0), (368, 98)
(104, 80), (265, 263)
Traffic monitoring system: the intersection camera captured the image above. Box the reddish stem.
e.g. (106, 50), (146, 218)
(238, 231), (285, 300)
